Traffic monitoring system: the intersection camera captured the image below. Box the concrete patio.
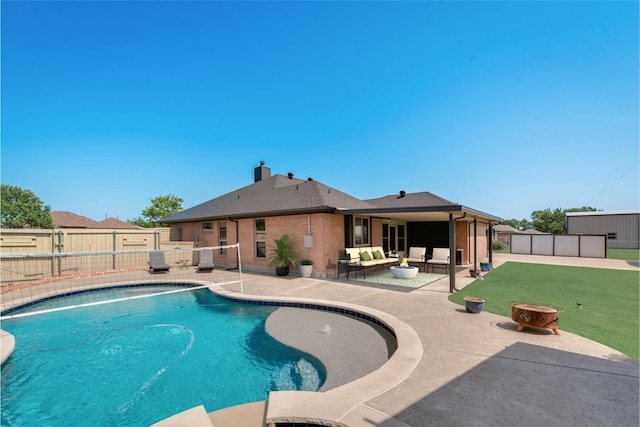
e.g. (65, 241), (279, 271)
(3, 253), (639, 426)
(203, 252), (639, 426)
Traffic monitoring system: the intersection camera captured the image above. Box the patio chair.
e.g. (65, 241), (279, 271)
(427, 248), (450, 274)
(148, 251), (171, 273)
(197, 249), (215, 272)
(405, 247), (427, 271)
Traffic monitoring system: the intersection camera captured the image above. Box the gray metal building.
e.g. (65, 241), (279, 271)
(566, 210), (640, 249)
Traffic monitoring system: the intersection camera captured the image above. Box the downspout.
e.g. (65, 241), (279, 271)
(473, 218), (477, 277)
(228, 217), (239, 270)
(488, 221), (499, 264)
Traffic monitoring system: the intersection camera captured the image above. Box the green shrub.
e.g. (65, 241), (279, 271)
(492, 240), (506, 250)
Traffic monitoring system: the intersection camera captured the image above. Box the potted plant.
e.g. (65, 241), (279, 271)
(267, 234), (297, 276)
(299, 259), (313, 278)
(463, 296), (485, 314)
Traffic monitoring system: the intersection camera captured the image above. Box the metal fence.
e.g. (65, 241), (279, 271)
(511, 234), (606, 258)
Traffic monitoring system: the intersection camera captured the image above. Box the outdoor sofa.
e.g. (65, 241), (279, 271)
(343, 246), (399, 278)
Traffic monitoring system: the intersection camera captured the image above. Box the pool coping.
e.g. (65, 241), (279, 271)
(212, 286), (423, 427)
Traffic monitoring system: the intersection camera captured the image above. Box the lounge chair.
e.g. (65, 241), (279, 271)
(427, 248), (450, 274)
(197, 249), (215, 272)
(405, 247), (427, 271)
(148, 251), (171, 273)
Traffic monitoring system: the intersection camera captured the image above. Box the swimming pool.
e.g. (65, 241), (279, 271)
(0, 285), (326, 426)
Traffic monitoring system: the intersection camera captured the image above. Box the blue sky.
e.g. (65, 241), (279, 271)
(2, 1), (638, 222)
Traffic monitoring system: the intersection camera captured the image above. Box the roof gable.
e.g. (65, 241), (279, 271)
(163, 174), (376, 222)
(364, 192), (456, 209)
(493, 224), (521, 233)
(52, 211), (98, 228)
(88, 217), (141, 229)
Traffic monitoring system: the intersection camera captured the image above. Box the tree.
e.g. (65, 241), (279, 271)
(128, 194), (183, 228)
(530, 206), (599, 234)
(1, 185), (54, 229)
(531, 208), (565, 234)
(501, 218), (533, 230)
(565, 206), (598, 214)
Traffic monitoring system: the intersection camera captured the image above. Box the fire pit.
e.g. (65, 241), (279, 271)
(390, 266), (419, 279)
(511, 303), (560, 335)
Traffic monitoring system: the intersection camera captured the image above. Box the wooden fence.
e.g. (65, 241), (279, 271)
(0, 228), (195, 283)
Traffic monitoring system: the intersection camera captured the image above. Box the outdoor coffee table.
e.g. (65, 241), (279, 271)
(390, 266), (419, 279)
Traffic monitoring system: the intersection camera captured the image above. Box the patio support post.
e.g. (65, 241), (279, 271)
(488, 222), (494, 264)
(448, 213), (457, 293)
(473, 218), (477, 275)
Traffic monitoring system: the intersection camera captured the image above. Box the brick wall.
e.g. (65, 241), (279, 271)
(169, 215), (491, 276)
(169, 213), (346, 278)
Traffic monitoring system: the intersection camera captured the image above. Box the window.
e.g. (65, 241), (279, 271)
(607, 232), (617, 240)
(170, 227), (182, 242)
(202, 222), (213, 231)
(219, 223), (227, 255)
(255, 218), (266, 258)
(354, 217), (369, 246)
(398, 224), (405, 252)
(382, 224), (389, 254)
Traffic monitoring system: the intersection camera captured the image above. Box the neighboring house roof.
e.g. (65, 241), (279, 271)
(493, 224), (521, 233)
(88, 217), (141, 229)
(163, 173), (502, 224)
(163, 174), (377, 223)
(52, 211), (98, 228)
(521, 228), (546, 234)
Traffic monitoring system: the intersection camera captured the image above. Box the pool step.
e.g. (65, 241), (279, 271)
(151, 405), (214, 426)
(208, 401), (268, 427)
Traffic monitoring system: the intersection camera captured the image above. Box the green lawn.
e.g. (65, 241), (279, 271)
(449, 262), (639, 360)
(607, 248), (640, 261)
(491, 247), (639, 261)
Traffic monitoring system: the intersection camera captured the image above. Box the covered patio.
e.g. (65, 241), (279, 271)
(341, 196), (502, 293)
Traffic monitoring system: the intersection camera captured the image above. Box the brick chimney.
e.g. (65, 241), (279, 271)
(254, 161), (271, 182)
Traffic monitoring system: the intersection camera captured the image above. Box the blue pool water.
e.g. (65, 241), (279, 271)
(0, 286), (325, 426)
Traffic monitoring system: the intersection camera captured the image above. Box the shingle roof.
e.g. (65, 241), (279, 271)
(163, 174), (377, 222)
(364, 191), (456, 209)
(51, 211), (98, 228)
(88, 217), (141, 229)
(493, 224), (521, 233)
(521, 228), (546, 234)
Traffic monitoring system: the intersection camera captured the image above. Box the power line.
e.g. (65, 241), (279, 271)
(584, 161), (639, 206)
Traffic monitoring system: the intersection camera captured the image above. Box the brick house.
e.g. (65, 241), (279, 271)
(162, 163), (502, 292)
